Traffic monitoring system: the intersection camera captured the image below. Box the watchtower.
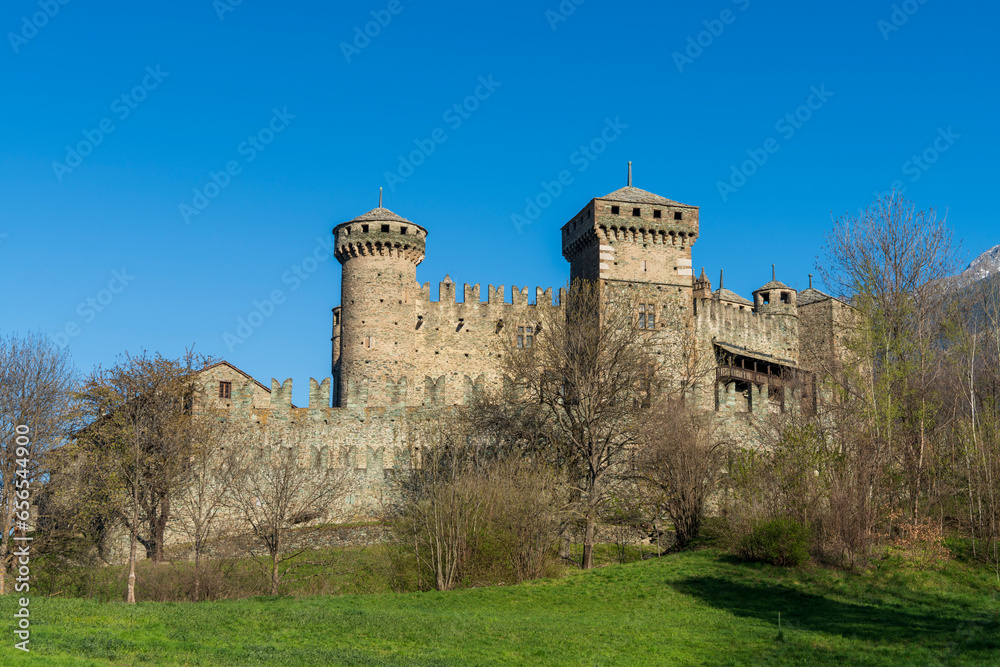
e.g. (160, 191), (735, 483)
(332, 203), (427, 407)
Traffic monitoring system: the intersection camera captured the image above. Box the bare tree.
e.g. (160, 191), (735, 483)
(636, 400), (726, 550)
(226, 425), (352, 596)
(72, 351), (210, 603)
(820, 191), (958, 524)
(0, 332), (75, 594)
(496, 279), (657, 569)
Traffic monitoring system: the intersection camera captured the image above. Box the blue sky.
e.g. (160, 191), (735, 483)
(1, 0), (997, 404)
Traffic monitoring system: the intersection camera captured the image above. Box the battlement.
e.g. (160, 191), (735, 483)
(416, 279), (565, 308)
(694, 297), (799, 365)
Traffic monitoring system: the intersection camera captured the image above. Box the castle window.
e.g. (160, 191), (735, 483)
(633, 208), (641, 217)
(653, 209), (662, 219)
(780, 292), (791, 304)
(365, 337), (373, 349)
(611, 206), (621, 215)
(674, 212), (683, 220)
(400, 226), (408, 235)
(381, 224), (390, 233)
(641, 260), (648, 272)
(637, 304), (656, 329)
(762, 292), (771, 305)
(219, 381), (231, 399)
(517, 326), (534, 348)
(362, 224), (370, 233)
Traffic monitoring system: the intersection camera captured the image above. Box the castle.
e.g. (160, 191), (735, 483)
(195, 177), (852, 514)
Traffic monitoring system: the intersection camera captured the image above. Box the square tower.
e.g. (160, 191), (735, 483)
(561, 185), (700, 287)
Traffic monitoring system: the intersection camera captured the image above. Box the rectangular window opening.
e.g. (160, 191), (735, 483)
(400, 226), (408, 235)
(674, 211), (683, 221)
(653, 209), (662, 219)
(381, 224), (390, 233)
(632, 208), (641, 217)
(362, 224), (370, 233)
(219, 381), (232, 399)
(611, 206), (620, 215)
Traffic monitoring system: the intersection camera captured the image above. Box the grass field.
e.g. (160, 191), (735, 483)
(1, 549), (998, 665)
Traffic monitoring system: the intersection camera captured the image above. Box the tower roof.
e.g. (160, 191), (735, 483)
(755, 279), (793, 292)
(596, 186), (693, 208)
(346, 207), (413, 224)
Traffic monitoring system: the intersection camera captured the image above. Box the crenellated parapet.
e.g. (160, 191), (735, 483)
(333, 208), (427, 267)
(694, 297), (799, 366)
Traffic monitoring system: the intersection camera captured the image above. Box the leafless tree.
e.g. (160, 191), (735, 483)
(495, 278), (658, 569)
(0, 332), (75, 594)
(225, 425), (352, 596)
(820, 190), (958, 524)
(71, 351), (211, 603)
(636, 400), (727, 550)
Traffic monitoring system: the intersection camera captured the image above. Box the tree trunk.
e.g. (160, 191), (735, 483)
(127, 528), (138, 604)
(582, 514), (595, 569)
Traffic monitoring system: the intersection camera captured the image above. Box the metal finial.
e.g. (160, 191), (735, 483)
(379, 187), (383, 208)
(627, 161), (632, 187)
(720, 269), (724, 290)
(809, 274), (813, 289)
(772, 264), (776, 281)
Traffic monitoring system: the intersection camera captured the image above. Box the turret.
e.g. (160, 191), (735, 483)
(332, 204), (427, 407)
(753, 265), (798, 315)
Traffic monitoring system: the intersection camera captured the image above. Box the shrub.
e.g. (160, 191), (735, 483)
(735, 518), (811, 567)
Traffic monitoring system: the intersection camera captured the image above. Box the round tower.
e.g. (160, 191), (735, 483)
(752, 265), (798, 315)
(333, 206), (427, 407)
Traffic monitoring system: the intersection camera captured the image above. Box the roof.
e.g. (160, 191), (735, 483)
(346, 207), (413, 224)
(714, 341), (797, 367)
(755, 280), (793, 292)
(199, 361), (299, 408)
(596, 186), (693, 208)
(797, 287), (831, 306)
(714, 288), (753, 305)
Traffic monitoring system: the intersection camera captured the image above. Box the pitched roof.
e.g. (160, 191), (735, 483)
(596, 186), (693, 208)
(346, 207), (413, 224)
(797, 287), (831, 306)
(199, 361), (299, 408)
(714, 288), (753, 305)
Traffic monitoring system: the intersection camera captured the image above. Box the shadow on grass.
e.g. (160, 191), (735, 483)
(672, 576), (1000, 653)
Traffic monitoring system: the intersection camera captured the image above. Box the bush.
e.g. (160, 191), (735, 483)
(734, 518), (811, 567)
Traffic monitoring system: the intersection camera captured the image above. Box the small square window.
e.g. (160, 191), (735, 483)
(611, 206), (620, 215)
(653, 210), (662, 219)
(219, 381), (231, 399)
(633, 208), (641, 217)
(381, 224), (390, 233)
(674, 211), (683, 221)
(400, 226), (408, 235)
(362, 224), (370, 233)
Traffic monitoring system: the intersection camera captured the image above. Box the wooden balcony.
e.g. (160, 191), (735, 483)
(716, 365), (781, 387)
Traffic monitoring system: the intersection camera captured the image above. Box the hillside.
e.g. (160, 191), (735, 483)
(2, 549), (997, 666)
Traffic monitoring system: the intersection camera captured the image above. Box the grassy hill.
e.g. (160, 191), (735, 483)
(1, 549), (998, 665)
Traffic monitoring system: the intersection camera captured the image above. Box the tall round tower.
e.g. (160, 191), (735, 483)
(333, 206), (427, 407)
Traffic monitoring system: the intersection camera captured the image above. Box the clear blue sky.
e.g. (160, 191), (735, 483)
(2, 0), (997, 404)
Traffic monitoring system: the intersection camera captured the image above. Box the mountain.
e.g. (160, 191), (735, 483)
(957, 245), (1000, 285)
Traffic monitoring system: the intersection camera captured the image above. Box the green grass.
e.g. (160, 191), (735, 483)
(2, 549), (999, 665)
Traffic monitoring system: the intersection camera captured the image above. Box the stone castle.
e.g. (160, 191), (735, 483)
(195, 178), (852, 514)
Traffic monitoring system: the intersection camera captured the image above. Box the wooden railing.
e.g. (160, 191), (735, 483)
(717, 365), (781, 387)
